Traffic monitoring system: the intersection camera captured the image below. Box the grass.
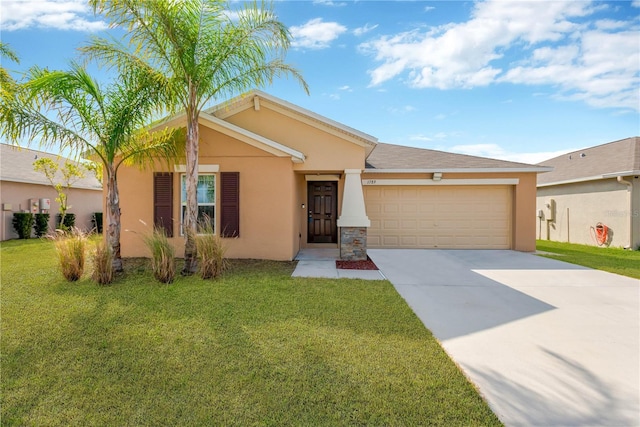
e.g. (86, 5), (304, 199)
(1, 239), (500, 426)
(537, 240), (640, 279)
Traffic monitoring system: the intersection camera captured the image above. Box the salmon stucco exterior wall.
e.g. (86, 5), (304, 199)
(118, 127), (299, 261)
(0, 181), (102, 240)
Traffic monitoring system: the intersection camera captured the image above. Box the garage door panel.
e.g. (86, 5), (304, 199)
(402, 204), (418, 213)
(401, 219), (417, 229)
(384, 204), (399, 214)
(368, 235), (381, 246)
(383, 219), (400, 230)
(365, 185), (512, 249)
(382, 235), (400, 246)
(400, 235), (417, 246)
(417, 236), (437, 246)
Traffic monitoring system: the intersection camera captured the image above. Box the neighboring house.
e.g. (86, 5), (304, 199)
(117, 90), (550, 261)
(0, 143), (103, 240)
(536, 137), (640, 249)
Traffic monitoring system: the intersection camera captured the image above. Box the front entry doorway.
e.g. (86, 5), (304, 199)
(307, 181), (337, 243)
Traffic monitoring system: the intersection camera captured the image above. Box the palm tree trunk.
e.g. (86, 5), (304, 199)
(182, 101), (199, 275)
(106, 168), (123, 272)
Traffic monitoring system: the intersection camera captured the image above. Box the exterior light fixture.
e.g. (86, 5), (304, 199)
(433, 172), (442, 181)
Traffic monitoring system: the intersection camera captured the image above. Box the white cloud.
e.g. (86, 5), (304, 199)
(388, 105), (416, 115)
(338, 85), (352, 92)
(312, 0), (347, 7)
(354, 23), (378, 37)
(424, 6), (435, 13)
(360, 0), (638, 110)
(0, 0), (107, 31)
(409, 134), (433, 142)
(290, 18), (347, 49)
(632, 0), (640, 7)
(501, 28), (640, 110)
(449, 143), (576, 164)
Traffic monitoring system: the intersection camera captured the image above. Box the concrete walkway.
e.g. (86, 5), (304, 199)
(292, 248), (385, 280)
(368, 249), (640, 427)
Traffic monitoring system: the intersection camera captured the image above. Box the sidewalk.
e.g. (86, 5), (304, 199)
(292, 248), (386, 280)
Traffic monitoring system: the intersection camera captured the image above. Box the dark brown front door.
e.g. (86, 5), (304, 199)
(307, 181), (337, 243)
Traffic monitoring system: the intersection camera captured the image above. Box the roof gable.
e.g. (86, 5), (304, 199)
(207, 90), (378, 156)
(537, 137), (640, 186)
(152, 111), (306, 163)
(0, 144), (102, 190)
(365, 143), (549, 172)
(197, 113), (305, 163)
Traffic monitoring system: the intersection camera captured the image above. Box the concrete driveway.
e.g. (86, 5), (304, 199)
(368, 249), (640, 427)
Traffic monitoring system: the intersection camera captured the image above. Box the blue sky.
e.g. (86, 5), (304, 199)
(2, 0), (639, 164)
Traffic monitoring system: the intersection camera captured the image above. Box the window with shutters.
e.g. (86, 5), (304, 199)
(181, 174), (215, 234)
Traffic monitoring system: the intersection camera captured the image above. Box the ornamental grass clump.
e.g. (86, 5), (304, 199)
(91, 239), (114, 285)
(52, 228), (86, 281)
(196, 219), (228, 280)
(142, 227), (175, 284)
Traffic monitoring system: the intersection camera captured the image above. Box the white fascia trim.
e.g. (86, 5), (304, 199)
(174, 164), (220, 173)
(602, 170), (640, 178)
(198, 113), (305, 163)
(362, 178), (519, 186)
(537, 172), (640, 187)
(365, 167), (551, 174)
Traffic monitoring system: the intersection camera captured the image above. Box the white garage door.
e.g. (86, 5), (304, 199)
(364, 185), (512, 249)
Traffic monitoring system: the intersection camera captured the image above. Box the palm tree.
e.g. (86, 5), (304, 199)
(0, 63), (181, 271)
(1, 42), (20, 100)
(86, 0), (308, 274)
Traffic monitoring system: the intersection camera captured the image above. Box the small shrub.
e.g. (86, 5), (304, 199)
(12, 213), (34, 239)
(52, 228), (86, 281)
(92, 212), (103, 233)
(196, 219), (228, 279)
(57, 213), (75, 230)
(142, 227), (175, 284)
(91, 240), (114, 285)
(34, 213), (50, 237)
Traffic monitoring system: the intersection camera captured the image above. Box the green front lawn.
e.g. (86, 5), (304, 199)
(1, 239), (500, 426)
(536, 240), (640, 279)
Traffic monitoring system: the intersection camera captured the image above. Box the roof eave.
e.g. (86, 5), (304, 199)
(539, 170), (640, 187)
(364, 167), (552, 174)
(1, 177), (102, 190)
(601, 170), (640, 178)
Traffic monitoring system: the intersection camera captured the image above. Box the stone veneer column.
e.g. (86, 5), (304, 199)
(337, 169), (370, 261)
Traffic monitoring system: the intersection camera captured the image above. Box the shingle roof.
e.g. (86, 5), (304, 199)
(537, 137), (640, 186)
(0, 143), (102, 190)
(365, 142), (548, 172)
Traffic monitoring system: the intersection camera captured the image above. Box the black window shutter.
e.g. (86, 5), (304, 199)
(220, 172), (239, 237)
(153, 172), (173, 237)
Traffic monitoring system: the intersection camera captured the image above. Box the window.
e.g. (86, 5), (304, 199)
(181, 174), (215, 234)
